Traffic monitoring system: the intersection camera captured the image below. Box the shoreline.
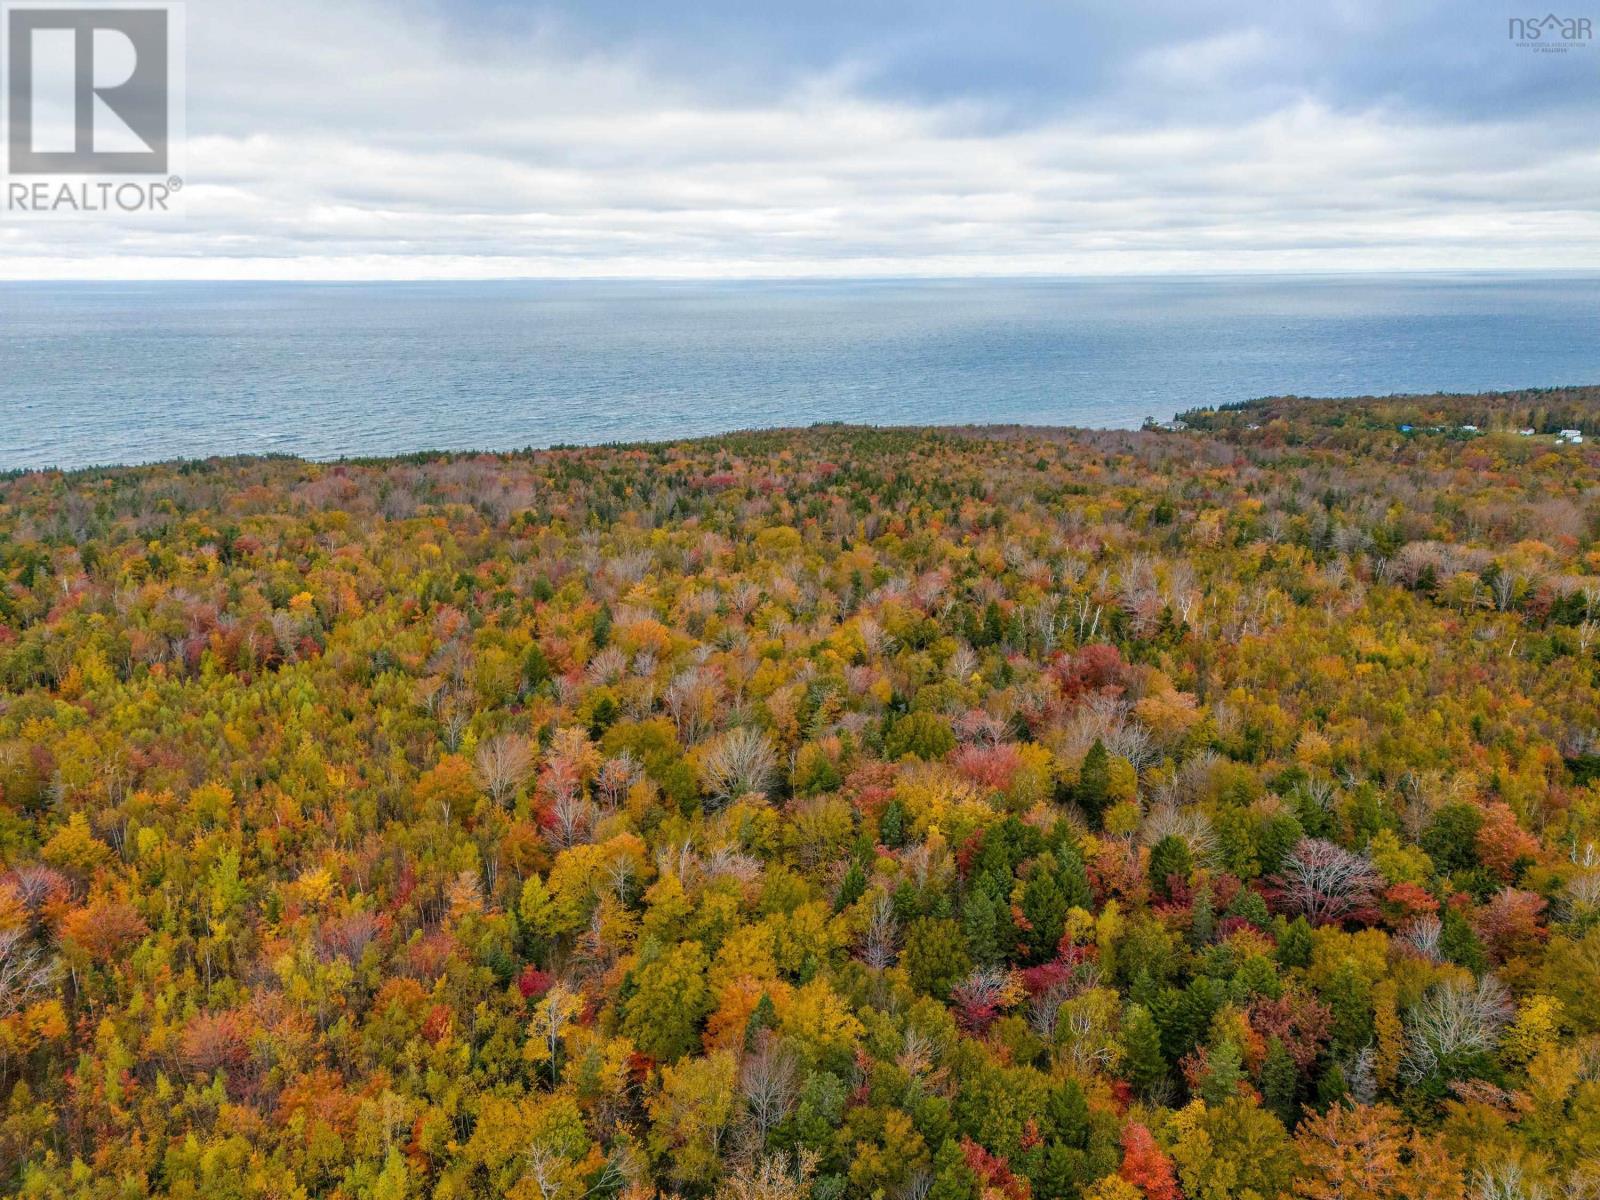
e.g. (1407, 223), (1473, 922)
(7, 383), (1600, 479)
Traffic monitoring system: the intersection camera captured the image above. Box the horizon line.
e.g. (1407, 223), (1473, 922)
(5, 266), (1600, 286)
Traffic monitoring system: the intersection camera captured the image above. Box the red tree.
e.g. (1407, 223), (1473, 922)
(1119, 1122), (1180, 1200)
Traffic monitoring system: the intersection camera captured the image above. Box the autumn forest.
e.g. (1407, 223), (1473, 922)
(5, 388), (1600, 1200)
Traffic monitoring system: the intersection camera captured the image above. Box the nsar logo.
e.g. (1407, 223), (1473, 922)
(1507, 12), (1594, 50)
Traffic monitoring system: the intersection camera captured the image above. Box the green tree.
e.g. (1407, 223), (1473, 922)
(1226, 887), (1271, 930)
(1020, 862), (1071, 963)
(880, 798), (907, 847)
(1122, 1003), (1169, 1098)
(1277, 917), (1314, 969)
(1421, 803), (1484, 875)
(1149, 835), (1193, 900)
(744, 992), (779, 1051)
(523, 643), (552, 692)
(792, 1070), (848, 1159)
(885, 712), (957, 761)
(1440, 906), (1488, 973)
(1190, 884), (1215, 948)
(961, 888), (1005, 966)
(1201, 1038), (1245, 1105)
(1261, 1037), (1299, 1126)
(1077, 740), (1111, 823)
(927, 1137), (980, 1200)
(1324, 962), (1373, 1059)
(904, 917), (973, 999)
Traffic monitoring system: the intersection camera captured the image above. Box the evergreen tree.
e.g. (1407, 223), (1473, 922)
(523, 643), (552, 692)
(1225, 886), (1271, 930)
(1422, 803), (1484, 875)
(833, 860), (867, 913)
(1261, 1037), (1299, 1126)
(961, 888), (1004, 966)
(1315, 1062), (1349, 1110)
(1200, 1039), (1245, 1105)
(1148, 835), (1193, 900)
(1276, 916), (1314, 969)
(1129, 965), (1163, 1011)
(1164, 976), (1227, 1062)
(1020, 859), (1072, 962)
(927, 1138), (979, 1200)
(1440, 906), (1488, 973)
(1122, 1003), (1168, 1098)
(1044, 1078), (1091, 1147)
(1190, 884), (1215, 948)
(792, 1071), (848, 1157)
(1077, 740), (1111, 824)
(1037, 1077), (1114, 1200)
(879, 798), (907, 847)
(1058, 843), (1094, 911)
(744, 992), (778, 1052)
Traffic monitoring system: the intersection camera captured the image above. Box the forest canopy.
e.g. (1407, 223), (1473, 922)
(4, 389), (1600, 1200)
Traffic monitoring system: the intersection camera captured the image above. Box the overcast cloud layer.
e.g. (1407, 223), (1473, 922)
(4, 0), (1599, 278)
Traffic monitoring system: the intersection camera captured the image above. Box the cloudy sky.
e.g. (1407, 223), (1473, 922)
(6, 0), (1600, 278)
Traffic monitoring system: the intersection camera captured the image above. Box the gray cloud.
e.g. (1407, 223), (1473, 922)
(4, 0), (1598, 277)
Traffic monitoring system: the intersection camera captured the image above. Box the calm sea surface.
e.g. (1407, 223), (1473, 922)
(2, 274), (1598, 471)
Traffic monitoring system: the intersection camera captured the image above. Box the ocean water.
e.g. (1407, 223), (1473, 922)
(2, 273), (1598, 471)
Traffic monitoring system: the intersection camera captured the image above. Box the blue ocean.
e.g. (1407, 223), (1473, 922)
(3, 273), (1597, 470)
